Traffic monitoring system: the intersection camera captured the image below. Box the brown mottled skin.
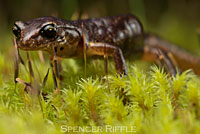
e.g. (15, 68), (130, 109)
(13, 14), (200, 75)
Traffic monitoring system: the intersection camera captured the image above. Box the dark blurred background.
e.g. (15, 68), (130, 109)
(1, 0), (200, 53)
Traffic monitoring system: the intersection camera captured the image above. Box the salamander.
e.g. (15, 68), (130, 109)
(12, 14), (200, 76)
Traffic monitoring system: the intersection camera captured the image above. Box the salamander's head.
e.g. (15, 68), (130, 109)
(12, 16), (81, 57)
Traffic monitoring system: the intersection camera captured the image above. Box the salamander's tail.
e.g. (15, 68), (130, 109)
(143, 34), (200, 75)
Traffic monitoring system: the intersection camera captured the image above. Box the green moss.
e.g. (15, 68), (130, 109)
(0, 53), (200, 134)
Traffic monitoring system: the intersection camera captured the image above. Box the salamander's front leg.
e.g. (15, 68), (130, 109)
(87, 42), (128, 75)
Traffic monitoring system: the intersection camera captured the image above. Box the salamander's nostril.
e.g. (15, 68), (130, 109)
(12, 24), (21, 39)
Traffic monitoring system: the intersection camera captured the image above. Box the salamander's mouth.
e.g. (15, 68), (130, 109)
(17, 45), (41, 51)
(16, 41), (50, 51)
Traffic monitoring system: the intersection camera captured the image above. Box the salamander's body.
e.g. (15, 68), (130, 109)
(13, 14), (200, 75)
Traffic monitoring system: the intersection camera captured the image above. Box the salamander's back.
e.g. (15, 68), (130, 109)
(80, 14), (143, 47)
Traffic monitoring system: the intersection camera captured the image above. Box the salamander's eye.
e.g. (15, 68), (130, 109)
(40, 24), (57, 39)
(12, 24), (21, 39)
